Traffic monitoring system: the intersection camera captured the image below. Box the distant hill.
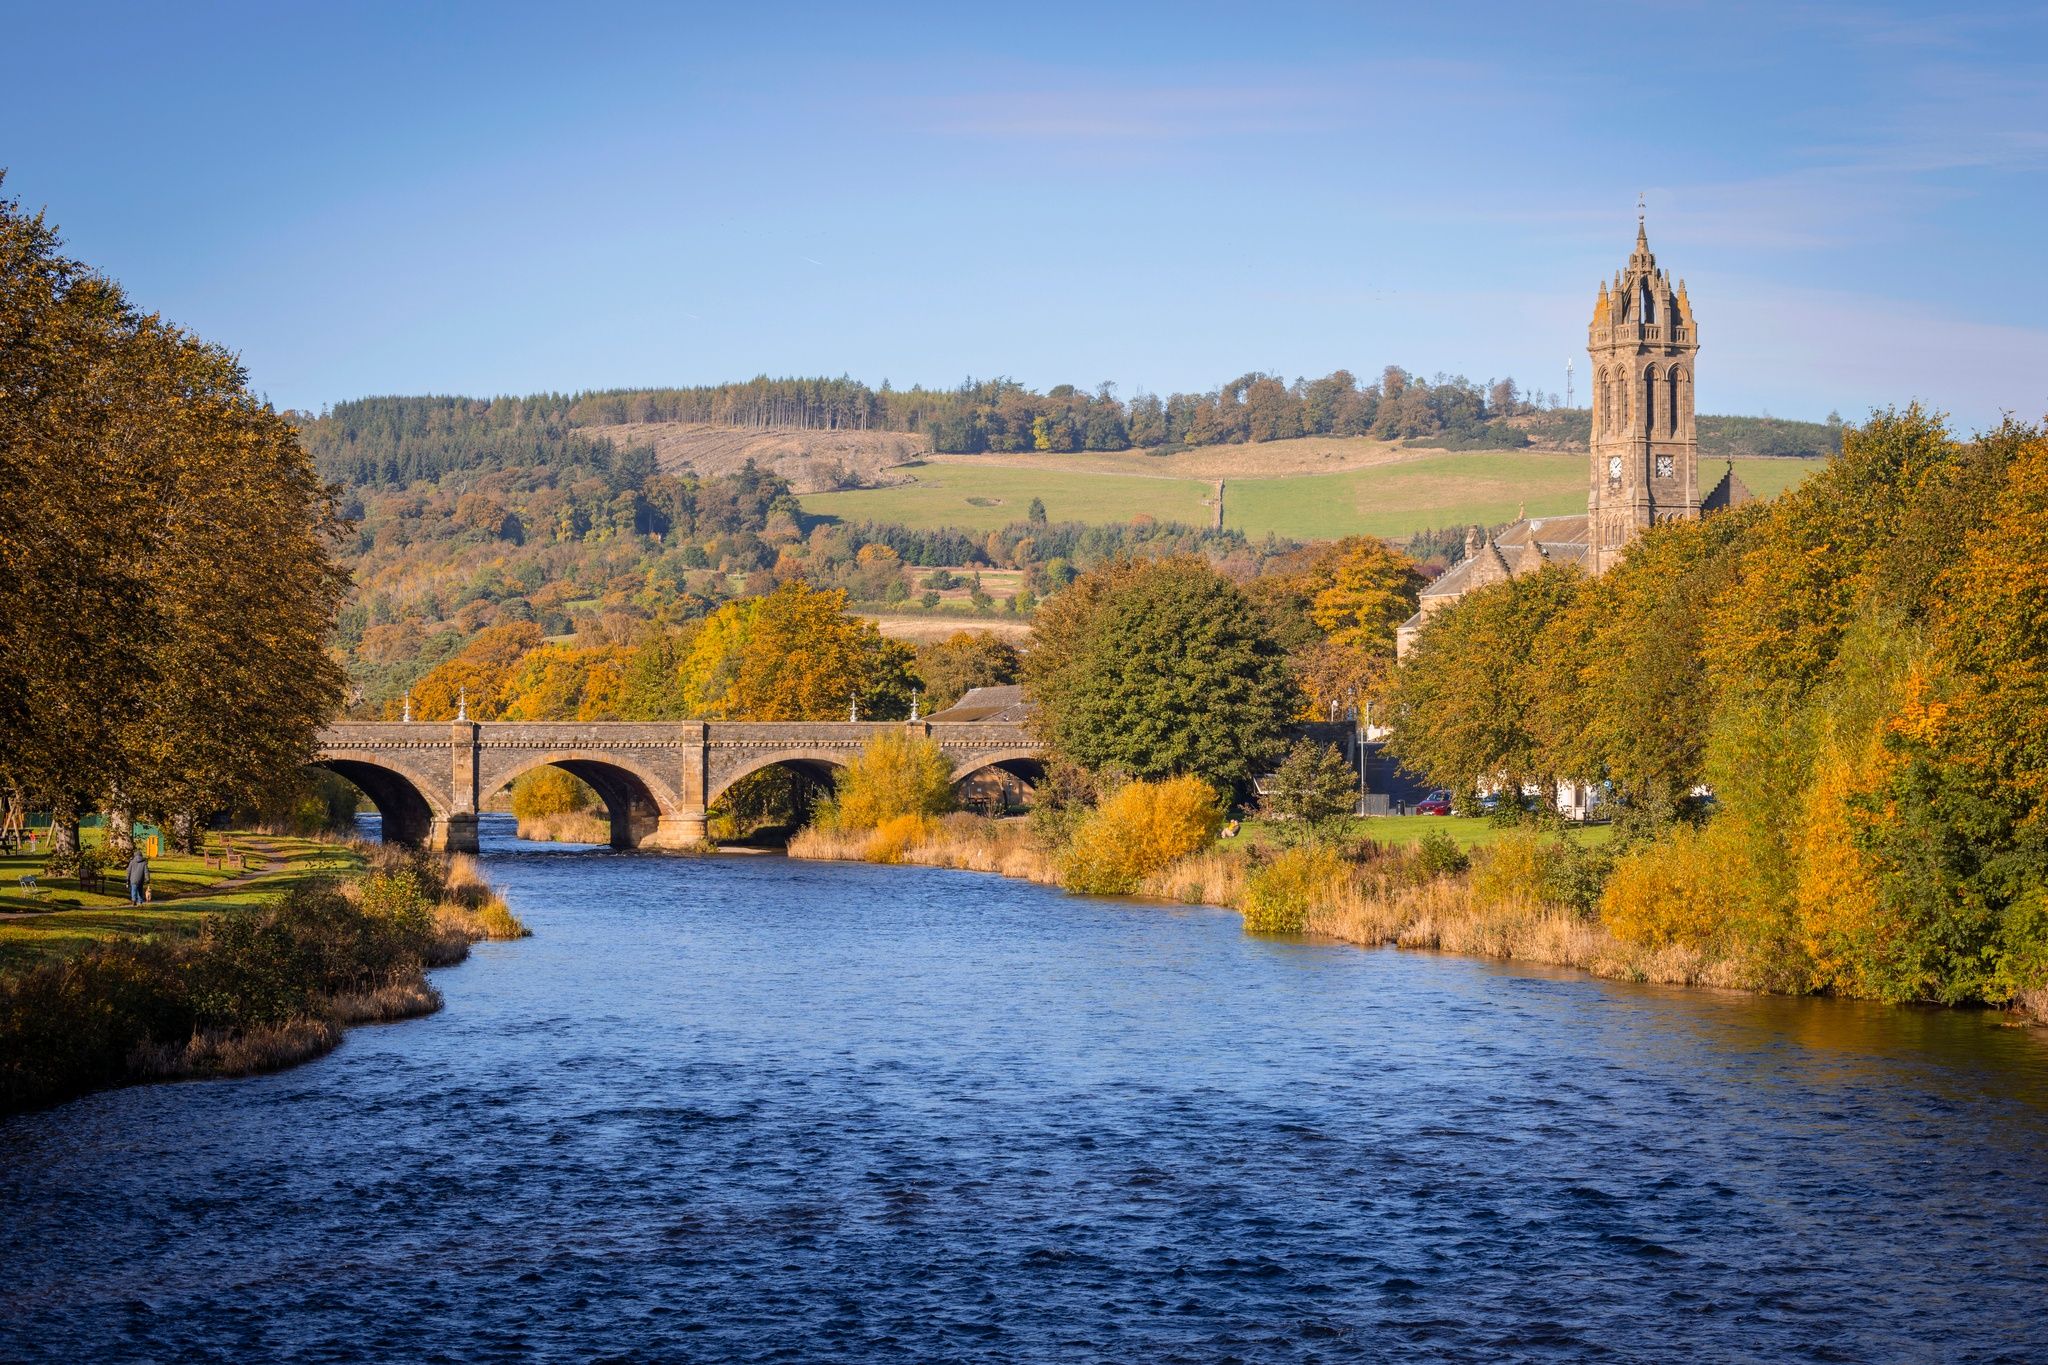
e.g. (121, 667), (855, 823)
(299, 384), (1840, 498)
(302, 384), (1835, 718)
(575, 421), (925, 493)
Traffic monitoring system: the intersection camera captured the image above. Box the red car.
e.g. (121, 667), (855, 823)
(1415, 789), (1453, 816)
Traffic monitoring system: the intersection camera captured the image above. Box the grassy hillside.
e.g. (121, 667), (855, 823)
(802, 452), (1821, 539)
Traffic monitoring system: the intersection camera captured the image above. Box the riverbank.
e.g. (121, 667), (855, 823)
(790, 815), (2048, 1026)
(0, 841), (530, 1113)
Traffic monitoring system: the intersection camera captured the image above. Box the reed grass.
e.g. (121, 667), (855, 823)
(129, 1016), (345, 1080)
(790, 814), (1061, 883)
(516, 811), (612, 844)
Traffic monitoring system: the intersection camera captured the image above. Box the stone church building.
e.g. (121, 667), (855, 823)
(1396, 221), (1752, 656)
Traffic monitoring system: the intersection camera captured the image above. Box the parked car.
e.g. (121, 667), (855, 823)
(1415, 789), (1453, 816)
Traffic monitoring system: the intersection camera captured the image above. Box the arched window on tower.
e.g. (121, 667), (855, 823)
(1672, 368), (1690, 435)
(1639, 281), (1655, 326)
(1643, 364), (1659, 437)
(1668, 367), (1683, 435)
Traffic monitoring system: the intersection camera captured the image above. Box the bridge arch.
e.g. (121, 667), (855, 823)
(948, 749), (1046, 815)
(483, 749), (684, 850)
(312, 751), (447, 847)
(706, 750), (852, 808)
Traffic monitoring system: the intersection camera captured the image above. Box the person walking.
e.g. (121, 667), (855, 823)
(126, 848), (150, 906)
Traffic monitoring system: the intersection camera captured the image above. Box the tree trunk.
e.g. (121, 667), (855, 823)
(171, 810), (198, 855)
(48, 795), (79, 856)
(105, 798), (136, 861)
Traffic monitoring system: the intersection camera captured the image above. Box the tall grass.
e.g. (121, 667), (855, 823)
(790, 813), (1060, 884)
(516, 811), (612, 844)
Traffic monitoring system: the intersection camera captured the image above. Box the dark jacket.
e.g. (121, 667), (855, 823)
(127, 853), (148, 888)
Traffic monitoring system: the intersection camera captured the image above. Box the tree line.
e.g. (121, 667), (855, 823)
(1383, 407), (2048, 1008)
(303, 378), (1841, 499)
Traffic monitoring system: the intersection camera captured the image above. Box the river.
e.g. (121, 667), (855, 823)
(2, 815), (2046, 1362)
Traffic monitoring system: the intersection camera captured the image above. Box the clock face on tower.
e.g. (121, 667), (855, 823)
(1607, 456), (1622, 482)
(1656, 455), (1674, 479)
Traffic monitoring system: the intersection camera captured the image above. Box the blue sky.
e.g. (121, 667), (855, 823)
(6, 0), (2045, 426)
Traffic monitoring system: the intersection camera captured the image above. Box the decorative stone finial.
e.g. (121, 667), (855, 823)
(456, 686), (468, 723)
(402, 692), (412, 723)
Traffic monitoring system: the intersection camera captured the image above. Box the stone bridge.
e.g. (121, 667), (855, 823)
(313, 720), (1044, 852)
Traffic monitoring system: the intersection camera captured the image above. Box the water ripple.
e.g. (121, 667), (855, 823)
(4, 824), (2048, 1362)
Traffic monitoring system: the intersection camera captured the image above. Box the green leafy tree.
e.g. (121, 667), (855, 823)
(1025, 555), (1297, 793)
(1531, 509), (1759, 825)
(1261, 739), (1357, 843)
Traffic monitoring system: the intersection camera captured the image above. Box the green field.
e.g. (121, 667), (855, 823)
(803, 452), (1821, 541)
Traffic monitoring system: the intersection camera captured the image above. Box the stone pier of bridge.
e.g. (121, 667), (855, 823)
(313, 720), (1043, 852)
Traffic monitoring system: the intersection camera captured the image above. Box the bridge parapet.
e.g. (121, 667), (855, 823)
(313, 718), (1042, 852)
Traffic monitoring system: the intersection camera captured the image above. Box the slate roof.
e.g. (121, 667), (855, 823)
(925, 684), (1034, 724)
(1418, 514), (1591, 601)
(1701, 463), (1755, 513)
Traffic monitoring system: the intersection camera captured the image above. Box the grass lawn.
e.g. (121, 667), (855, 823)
(1234, 814), (1611, 853)
(1358, 814), (1612, 850)
(0, 834), (365, 971)
(803, 451), (1822, 542)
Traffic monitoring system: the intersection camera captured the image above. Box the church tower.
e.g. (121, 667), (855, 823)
(1587, 216), (1699, 573)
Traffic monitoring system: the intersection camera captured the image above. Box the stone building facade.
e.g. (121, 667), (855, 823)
(1395, 219), (1751, 657)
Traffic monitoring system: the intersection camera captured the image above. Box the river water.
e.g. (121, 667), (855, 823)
(3, 816), (2047, 1363)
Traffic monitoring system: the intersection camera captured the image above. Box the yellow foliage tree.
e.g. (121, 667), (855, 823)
(1307, 537), (1427, 653)
(675, 580), (915, 720)
(398, 623), (544, 720)
(829, 732), (957, 832)
(511, 767), (596, 820)
(498, 643), (633, 721)
(1059, 776), (1223, 895)
(1793, 747), (1891, 994)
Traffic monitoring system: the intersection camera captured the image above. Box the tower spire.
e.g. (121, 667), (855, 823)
(1589, 214), (1698, 574)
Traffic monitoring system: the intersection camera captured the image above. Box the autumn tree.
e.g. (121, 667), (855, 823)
(913, 631), (1022, 713)
(399, 624), (546, 720)
(675, 580), (915, 720)
(0, 181), (347, 845)
(498, 642), (635, 720)
(1384, 565), (1582, 802)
